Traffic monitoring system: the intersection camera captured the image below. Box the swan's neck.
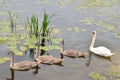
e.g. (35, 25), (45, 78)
(61, 42), (64, 53)
(90, 34), (96, 50)
(35, 45), (40, 59)
(10, 54), (14, 67)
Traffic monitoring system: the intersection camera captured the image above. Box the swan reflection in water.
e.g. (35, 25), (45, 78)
(86, 51), (112, 67)
(6, 66), (40, 80)
(6, 69), (14, 80)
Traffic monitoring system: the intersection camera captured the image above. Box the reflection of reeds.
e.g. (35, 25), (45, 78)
(27, 15), (39, 38)
(8, 11), (17, 33)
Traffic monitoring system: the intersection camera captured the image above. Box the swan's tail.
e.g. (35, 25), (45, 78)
(111, 53), (115, 56)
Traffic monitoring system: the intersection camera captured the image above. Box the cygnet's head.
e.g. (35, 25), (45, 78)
(92, 31), (97, 35)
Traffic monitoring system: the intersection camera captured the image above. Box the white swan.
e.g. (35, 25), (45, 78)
(89, 31), (115, 57)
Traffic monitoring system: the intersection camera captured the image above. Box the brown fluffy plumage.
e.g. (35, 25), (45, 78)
(35, 42), (64, 65)
(8, 51), (39, 71)
(61, 39), (87, 58)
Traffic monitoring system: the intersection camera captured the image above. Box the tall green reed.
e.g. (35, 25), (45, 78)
(40, 11), (54, 37)
(27, 14), (40, 38)
(40, 11), (54, 46)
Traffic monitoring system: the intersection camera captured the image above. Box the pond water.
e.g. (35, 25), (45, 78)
(0, 0), (120, 80)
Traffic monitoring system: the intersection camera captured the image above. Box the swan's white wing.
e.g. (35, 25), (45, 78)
(91, 46), (112, 57)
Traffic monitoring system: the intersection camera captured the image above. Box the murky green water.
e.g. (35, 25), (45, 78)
(0, 0), (120, 80)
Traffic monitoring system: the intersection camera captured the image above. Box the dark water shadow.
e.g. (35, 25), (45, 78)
(86, 51), (93, 67)
(86, 51), (112, 67)
(6, 69), (14, 80)
(94, 53), (112, 62)
(6, 66), (41, 80)
(32, 65), (41, 76)
(25, 49), (35, 59)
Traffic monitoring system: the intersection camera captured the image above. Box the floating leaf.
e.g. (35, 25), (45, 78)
(51, 38), (62, 44)
(95, 20), (104, 26)
(0, 37), (6, 44)
(81, 28), (86, 31)
(0, 57), (10, 64)
(40, 46), (49, 51)
(74, 27), (80, 33)
(89, 72), (106, 80)
(104, 24), (114, 31)
(17, 25), (25, 30)
(7, 40), (19, 46)
(100, 30), (107, 32)
(79, 18), (94, 25)
(20, 46), (27, 51)
(18, 34), (26, 40)
(67, 28), (72, 31)
(9, 46), (17, 50)
(12, 49), (23, 56)
(53, 28), (60, 34)
(24, 37), (38, 47)
(0, 12), (7, 15)
(0, 19), (10, 32)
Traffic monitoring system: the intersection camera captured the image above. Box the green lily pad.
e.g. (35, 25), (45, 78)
(89, 72), (106, 80)
(74, 27), (80, 33)
(11, 49), (23, 56)
(51, 38), (62, 44)
(67, 27), (72, 31)
(104, 24), (114, 31)
(0, 37), (6, 44)
(17, 25), (25, 30)
(0, 57), (10, 64)
(18, 34), (26, 40)
(20, 46), (27, 51)
(53, 28), (60, 34)
(79, 18), (94, 25)
(0, 12), (7, 15)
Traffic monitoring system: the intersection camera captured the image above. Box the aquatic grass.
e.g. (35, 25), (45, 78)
(8, 11), (18, 33)
(26, 14), (40, 38)
(41, 11), (51, 37)
(40, 11), (54, 47)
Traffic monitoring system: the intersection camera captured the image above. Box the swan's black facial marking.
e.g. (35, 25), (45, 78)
(92, 31), (96, 35)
